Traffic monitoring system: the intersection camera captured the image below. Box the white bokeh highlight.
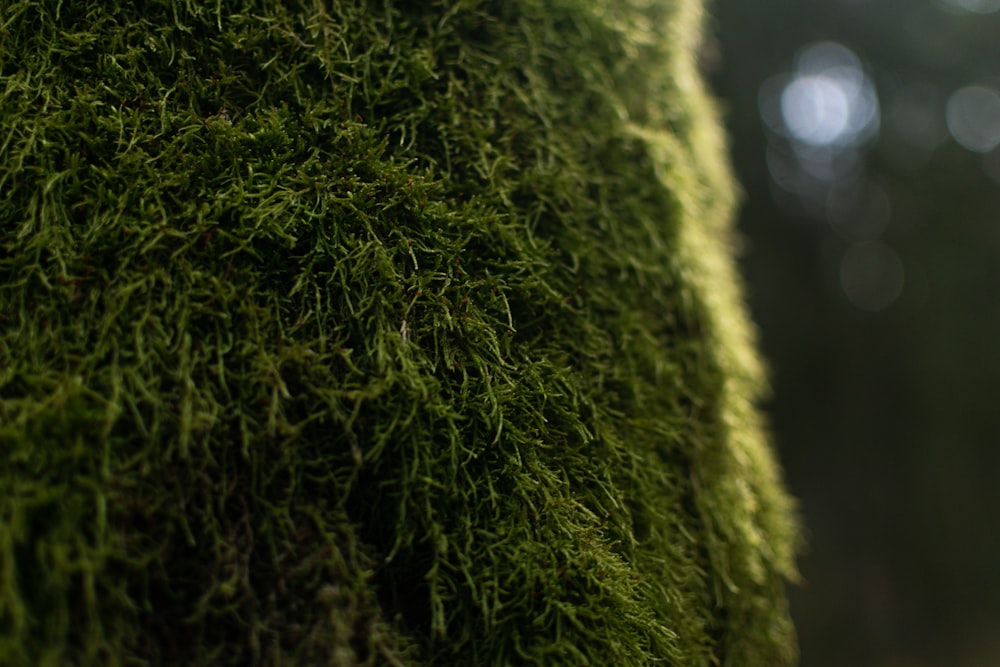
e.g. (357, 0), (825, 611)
(762, 42), (880, 151)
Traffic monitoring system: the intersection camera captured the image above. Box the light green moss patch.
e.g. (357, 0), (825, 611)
(0, 1), (798, 665)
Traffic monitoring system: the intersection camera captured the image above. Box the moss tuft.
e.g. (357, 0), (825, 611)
(0, 1), (798, 665)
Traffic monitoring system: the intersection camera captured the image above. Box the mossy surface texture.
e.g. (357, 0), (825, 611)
(0, 1), (799, 665)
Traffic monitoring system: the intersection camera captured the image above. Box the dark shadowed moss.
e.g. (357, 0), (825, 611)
(0, 0), (798, 665)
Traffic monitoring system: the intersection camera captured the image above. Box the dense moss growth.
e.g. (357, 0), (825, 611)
(0, 0), (798, 664)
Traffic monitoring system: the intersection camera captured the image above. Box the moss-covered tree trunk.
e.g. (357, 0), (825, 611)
(0, 1), (798, 665)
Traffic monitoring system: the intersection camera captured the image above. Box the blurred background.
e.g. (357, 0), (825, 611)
(710, 0), (1000, 665)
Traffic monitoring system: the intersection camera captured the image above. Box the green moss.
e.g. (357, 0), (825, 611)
(0, 0), (799, 665)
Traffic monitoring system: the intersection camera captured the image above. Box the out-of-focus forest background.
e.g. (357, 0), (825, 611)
(710, 0), (1000, 665)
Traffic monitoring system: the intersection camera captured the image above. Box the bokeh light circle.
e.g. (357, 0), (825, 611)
(840, 242), (906, 312)
(827, 179), (891, 241)
(777, 42), (879, 149)
(945, 85), (1000, 153)
(781, 76), (852, 146)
